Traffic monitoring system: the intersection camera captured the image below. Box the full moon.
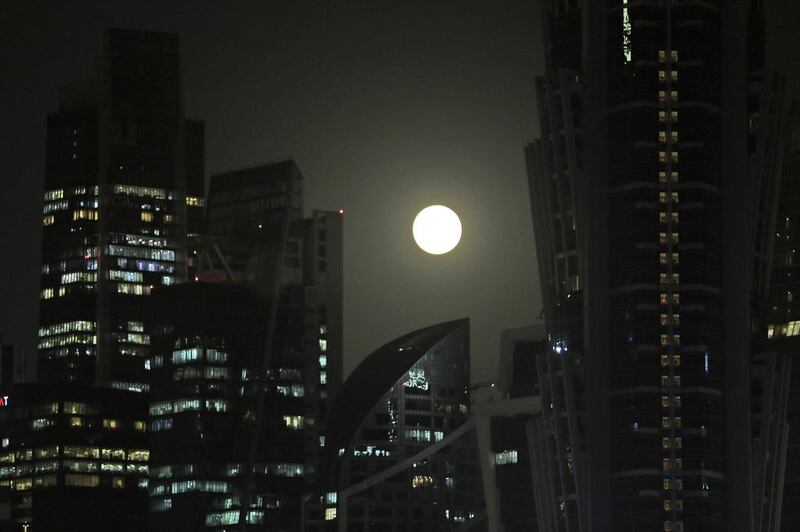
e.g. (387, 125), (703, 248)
(412, 205), (462, 255)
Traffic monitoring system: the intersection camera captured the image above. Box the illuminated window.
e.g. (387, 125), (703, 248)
(659, 70), (667, 82)
(659, 131), (667, 143)
(664, 501), (685, 514)
(671, 111), (678, 122)
(671, 131), (679, 142)
(113, 184), (167, 199)
(672, 232), (679, 243)
(412, 475), (435, 488)
(44, 189), (64, 201)
(671, 70), (678, 81)
(659, 171), (668, 182)
(13, 477), (33, 491)
(151, 498), (173, 512)
(405, 429), (431, 442)
(659, 151), (668, 163)
(661, 375), (681, 386)
(659, 192), (669, 204)
(671, 91), (679, 102)
(112, 478), (125, 489)
(659, 50), (666, 63)
(150, 418), (173, 432)
(174, 399), (200, 413)
(659, 90), (667, 103)
(31, 418), (53, 431)
(662, 416), (682, 429)
(671, 192), (679, 203)
(69, 417), (83, 428)
(164, 214), (174, 223)
(663, 458), (683, 471)
(205, 399), (228, 413)
(325, 508), (337, 521)
(659, 111), (668, 122)
(494, 450), (519, 465)
(282, 415), (304, 430)
(186, 196), (205, 207)
(661, 396), (681, 408)
(672, 212), (679, 222)
(660, 253), (668, 264)
(43, 215), (55, 226)
(141, 211), (154, 223)
(72, 209), (98, 221)
(102, 419), (119, 430)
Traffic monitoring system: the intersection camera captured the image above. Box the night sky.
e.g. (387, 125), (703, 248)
(0, 0), (544, 381)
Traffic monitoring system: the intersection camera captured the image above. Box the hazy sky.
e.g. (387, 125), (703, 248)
(0, 0), (544, 381)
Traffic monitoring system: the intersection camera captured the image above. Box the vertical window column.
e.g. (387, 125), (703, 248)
(658, 43), (682, 532)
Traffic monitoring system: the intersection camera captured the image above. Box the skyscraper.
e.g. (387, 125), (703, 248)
(145, 159), (343, 530)
(765, 99), (800, 531)
(315, 319), (483, 532)
(39, 29), (204, 389)
(0, 28), (204, 531)
(526, 2), (789, 531)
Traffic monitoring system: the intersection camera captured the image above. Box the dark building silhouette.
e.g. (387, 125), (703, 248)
(310, 319), (483, 532)
(765, 99), (800, 531)
(0, 383), (149, 531)
(526, 2), (789, 531)
(494, 327), (545, 532)
(0, 28), (204, 531)
(146, 159), (343, 530)
(0, 339), (17, 386)
(38, 28), (204, 388)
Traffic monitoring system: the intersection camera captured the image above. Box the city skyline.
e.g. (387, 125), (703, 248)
(1, 2), (799, 531)
(0, 1), (544, 383)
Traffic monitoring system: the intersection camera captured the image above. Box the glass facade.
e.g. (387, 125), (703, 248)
(0, 383), (148, 531)
(309, 320), (482, 532)
(526, 2), (784, 531)
(38, 29), (204, 388)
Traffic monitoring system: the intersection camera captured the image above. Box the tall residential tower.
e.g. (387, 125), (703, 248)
(526, 2), (788, 531)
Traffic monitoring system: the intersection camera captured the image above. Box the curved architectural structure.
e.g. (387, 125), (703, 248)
(324, 318), (469, 459)
(314, 318), (483, 531)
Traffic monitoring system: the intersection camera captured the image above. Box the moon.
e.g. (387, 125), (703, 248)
(412, 205), (462, 255)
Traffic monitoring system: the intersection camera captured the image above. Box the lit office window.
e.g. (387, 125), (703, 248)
(493, 450), (519, 465)
(282, 415), (305, 430)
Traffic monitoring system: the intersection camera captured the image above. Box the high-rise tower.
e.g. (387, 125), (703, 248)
(526, 2), (788, 531)
(38, 29), (204, 389)
(145, 160), (344, 530)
